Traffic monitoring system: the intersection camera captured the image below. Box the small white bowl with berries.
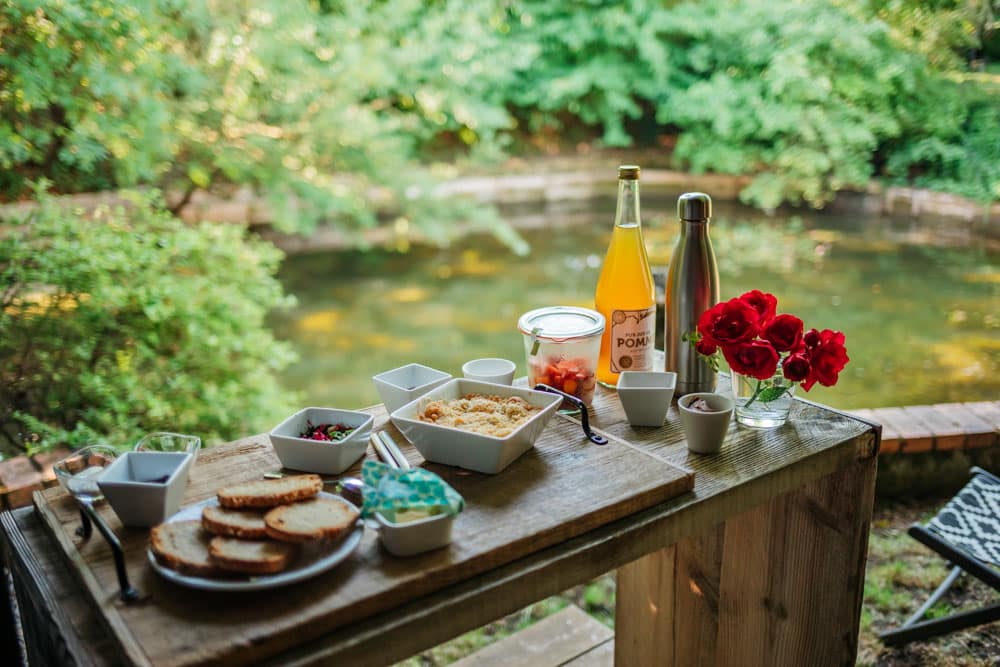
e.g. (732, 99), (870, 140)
(269, 407), (374, 474)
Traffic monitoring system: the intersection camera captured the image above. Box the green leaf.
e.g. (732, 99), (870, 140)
(758, 386), (789, 403)
(187, 164), (212, 189)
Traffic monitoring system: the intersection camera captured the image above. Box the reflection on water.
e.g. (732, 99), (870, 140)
(271, 198), (999, 411)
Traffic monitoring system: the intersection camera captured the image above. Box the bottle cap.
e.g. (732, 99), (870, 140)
(618, 165), (640, 180)
(677, 192), (712, 221)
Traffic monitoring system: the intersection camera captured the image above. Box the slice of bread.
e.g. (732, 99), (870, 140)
(264, 498), (360, 543)
(201, 505), (268, 539)
(150, 520), (220, 577)
(208, 536), (297, 575)
(216, 474), (323, 509)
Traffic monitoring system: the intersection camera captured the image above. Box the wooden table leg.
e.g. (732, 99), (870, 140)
(616, 455), (877, 666)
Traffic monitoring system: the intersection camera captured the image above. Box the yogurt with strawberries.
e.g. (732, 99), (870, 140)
(517, 307), (604, 406)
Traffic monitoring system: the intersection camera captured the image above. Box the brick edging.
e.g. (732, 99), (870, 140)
(849, 402), (1000, 455)
(0, 449), (69, 510)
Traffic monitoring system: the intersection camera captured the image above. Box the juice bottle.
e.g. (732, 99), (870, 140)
(595, 165), (656, 387)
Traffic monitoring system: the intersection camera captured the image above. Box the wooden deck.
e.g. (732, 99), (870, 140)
(451, 606), (612, 667)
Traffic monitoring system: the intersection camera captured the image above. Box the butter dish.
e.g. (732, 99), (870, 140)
(374, 509), (456, 557)
(361, 460), (464, 557)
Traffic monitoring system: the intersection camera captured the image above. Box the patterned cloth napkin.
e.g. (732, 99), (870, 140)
(360, 460), (464, 519)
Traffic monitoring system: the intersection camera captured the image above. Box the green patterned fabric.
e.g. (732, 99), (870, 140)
(360, 460), (464, 519)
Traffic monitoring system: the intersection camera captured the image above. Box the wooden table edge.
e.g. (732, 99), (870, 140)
(30, 493), (152, 667)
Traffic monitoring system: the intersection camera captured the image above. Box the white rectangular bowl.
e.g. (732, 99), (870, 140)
(269, 407), (374, 474)
(390, 379), (562, 474)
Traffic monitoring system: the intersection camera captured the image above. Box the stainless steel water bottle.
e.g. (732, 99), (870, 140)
(665, 192), (719, 396)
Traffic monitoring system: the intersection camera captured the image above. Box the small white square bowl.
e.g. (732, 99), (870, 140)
(617, 371), (677, 427)
(372, 363), (452, 414)
(269, 407), (374, 475)
(97, 452), (193, 527)
(390, 378), (562, 474)
(374, 510), (456, 557)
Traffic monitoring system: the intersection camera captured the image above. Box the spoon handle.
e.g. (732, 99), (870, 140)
(532, 384), (609, 445)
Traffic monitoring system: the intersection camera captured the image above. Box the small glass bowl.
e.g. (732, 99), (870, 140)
(134, 432), (201, 461)
(52, 445), (119, 503)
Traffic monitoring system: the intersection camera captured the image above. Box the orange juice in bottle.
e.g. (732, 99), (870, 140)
(595, 165), (656, 387)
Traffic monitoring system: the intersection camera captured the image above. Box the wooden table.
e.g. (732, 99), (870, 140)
(1, 378), (879, 666)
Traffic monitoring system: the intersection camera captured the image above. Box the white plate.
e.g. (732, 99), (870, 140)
(147, 491), (364, 592)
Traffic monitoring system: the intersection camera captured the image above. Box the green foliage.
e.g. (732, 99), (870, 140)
(0, 186), (298, 455)
(503, 0), (672, 147)
(885, 78), (1000, 202)
(0, 1), (187, 195)
(867, 0), (998, 69)
(0, 0), (514, 243)
(653, 1), (927, 209)
(2, 0), (999, 219)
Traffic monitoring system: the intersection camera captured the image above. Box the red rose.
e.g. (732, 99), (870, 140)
(763, 314), (804, 352)
(739, 290), (777, 325)
(697, 298), (761, 346)
(782, 352), (811, 382)
(695, 338), (718, 356)
(802, 330), (849, 391)
(723, 341), (780, 380)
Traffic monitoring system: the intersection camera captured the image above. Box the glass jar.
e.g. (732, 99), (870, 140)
(517, 306), (605, 406)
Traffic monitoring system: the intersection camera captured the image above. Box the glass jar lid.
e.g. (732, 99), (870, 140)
(517, 306), (606, 342)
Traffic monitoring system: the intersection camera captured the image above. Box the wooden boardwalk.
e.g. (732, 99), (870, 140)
(451, 606), (612, 667)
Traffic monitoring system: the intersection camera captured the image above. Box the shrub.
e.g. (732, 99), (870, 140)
(502, 0), (672, 147)
(0, 186), (298, 456)
(885, 78), (1000, 203)
(0, 1), (191, 198)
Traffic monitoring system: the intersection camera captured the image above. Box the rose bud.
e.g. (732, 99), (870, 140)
(803, 328), (821, 349)
(695, 338), (718, 356)
(782, 352), (811, 382)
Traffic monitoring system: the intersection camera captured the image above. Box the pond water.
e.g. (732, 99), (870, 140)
(270, 196), (998, 412)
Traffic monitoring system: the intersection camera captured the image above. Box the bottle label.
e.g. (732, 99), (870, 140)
(610, 306), (656, 373)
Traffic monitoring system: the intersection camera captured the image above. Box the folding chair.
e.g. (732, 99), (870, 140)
(880, 466), (1000, 646)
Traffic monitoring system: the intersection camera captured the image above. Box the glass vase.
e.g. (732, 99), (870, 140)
(732, 371), (796, 428)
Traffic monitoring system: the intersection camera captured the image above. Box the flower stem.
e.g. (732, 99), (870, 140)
(743, 380), (764, 409)
(742, 379), (789, 409)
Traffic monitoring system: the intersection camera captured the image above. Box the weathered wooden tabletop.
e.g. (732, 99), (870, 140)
(1, 369), (878, 667)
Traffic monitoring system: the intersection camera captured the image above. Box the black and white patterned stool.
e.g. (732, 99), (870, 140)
(928, 473), (1000, 567)
(880, 467), (1000, 646)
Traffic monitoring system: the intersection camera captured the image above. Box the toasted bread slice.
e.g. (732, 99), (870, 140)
(150, 520), (220, 577)
(201, 505), (268, 539)
(264, 497), (360, 543)
(216, 474), (323, 509)
(208, 536), (296, 575)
